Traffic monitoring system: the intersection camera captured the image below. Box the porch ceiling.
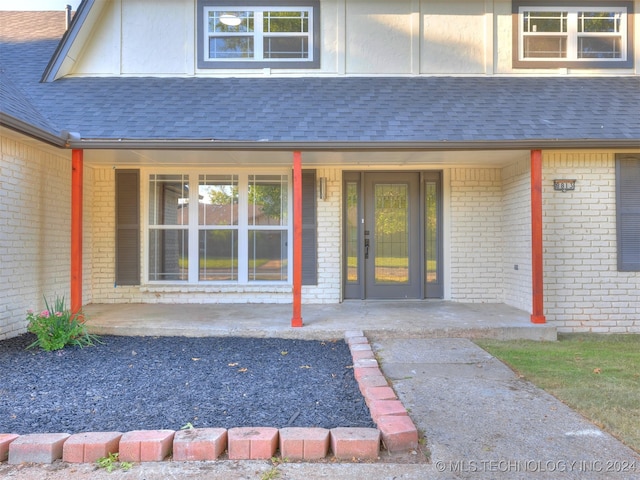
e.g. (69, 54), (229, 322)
(83, 148), (530, 168)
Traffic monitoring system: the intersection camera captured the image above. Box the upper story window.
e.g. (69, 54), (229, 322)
(197, 0), (320, 70)
(513, 1), (634, 69)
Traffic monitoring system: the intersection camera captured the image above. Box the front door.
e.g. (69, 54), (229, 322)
(344, 171), (441, 299)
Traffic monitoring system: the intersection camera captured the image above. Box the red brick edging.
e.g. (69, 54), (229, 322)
(1, 331), (418, 464)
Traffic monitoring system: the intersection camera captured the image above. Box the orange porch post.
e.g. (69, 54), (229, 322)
(291, 151), (303, 327)
(530, 149), (546, 324)
(71, 149), (83, 315)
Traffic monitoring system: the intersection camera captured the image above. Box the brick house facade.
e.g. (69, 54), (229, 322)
(1, 2), (639, 338)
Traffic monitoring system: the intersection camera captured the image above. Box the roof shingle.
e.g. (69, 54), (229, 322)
(1, 11), (639, 147)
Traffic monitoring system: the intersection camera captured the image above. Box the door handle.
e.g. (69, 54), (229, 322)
(364, 239), (370, 259)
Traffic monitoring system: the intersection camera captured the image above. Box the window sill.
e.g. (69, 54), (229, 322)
(140, 284), (292, 294)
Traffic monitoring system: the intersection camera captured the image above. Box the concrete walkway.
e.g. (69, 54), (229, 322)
(2, 306), (638, 479)
(83, 300), (556, 341)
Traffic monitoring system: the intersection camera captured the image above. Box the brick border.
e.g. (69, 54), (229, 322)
(2, 331), (418, 464)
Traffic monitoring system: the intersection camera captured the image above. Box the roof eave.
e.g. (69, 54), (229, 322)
(0, 114), (66, 148)
(41, 0), (96, 83)
(66, 138), (640, 151)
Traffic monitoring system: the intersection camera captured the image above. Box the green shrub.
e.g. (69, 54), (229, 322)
(26, 296), (100, 351)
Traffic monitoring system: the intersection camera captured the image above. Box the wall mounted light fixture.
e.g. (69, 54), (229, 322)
(319, 177), (327, 200)
(553, 179), (576, 192)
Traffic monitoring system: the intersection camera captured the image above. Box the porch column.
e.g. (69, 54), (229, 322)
(291, 151), (303, 327)
(530, 149), (546, 324)
(71, 149), (83, 315)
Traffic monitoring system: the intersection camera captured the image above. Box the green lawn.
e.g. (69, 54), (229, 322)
(475, 334), (640, 453)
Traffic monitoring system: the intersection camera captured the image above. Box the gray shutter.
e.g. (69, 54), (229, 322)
(616, 154), (640, 271)
(115, 169), (140, 285)
(302, 170), (318, 285)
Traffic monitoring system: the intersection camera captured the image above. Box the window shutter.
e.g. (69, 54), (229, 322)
(616, 154), (640, 271)
(115, 169), (140, 285)
(301, 170), (317, 285)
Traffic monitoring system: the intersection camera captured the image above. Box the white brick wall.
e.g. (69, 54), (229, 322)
(502, 159), (532, 312)
(303, 167), (342, 303)
(0, 134), (72, 339)
(449, 168), (504, 302)
(83, 166), (94, 305)
(4, 135), (639, 336)
(543, 152), (640, 333)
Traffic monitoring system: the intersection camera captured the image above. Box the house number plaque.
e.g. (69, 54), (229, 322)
(553, 179), (576, 192)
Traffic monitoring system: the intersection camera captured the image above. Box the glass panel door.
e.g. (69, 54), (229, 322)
(424, 172), (443, 298)
(364, 173), (420, 299)
(373, 183), (409, 284)
(343, 171), (443, 300)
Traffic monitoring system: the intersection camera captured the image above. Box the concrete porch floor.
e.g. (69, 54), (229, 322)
(84, 300), (556, 341)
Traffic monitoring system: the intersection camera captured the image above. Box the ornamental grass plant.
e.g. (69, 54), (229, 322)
(26, 296), (100, 351)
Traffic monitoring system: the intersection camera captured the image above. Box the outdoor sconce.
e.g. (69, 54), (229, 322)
(553, 179), (576, 192)
(319, 177), (327, 200)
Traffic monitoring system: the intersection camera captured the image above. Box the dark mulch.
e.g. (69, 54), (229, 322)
(0, 335), (374, 435)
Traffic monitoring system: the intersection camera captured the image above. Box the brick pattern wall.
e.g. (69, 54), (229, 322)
(449, 168), (504, 302)
(304, 167), (341, 303)
(82, 166), (94, 305)
(502, 159), (532, 312)
(0, 135), (71, 339)
(543, 152), (640, 333)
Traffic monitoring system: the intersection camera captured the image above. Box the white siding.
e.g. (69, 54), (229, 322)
(345, 0), (415, 74)
(121, 0), (194, 75)
(422, 0), (488, 74)
(67, 0), (640, 78)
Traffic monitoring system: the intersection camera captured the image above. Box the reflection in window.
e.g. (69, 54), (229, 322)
(248, 175), (288, 281)
(199, 230), (238, 281)
(520, 6), (627, 61)
(149, 229), (188, 281)
(148, 175), (189, 281)
(206, 7), (311, 61)
(147, 172), (289, 284)
(199, 175), (238, 226)
(346, 182), (359, 283)
(199, 175), (238, 280)
(374, 184), (409, 285)
(149, 174), (188, 226)
(249, 230), (288, 281)
(425, 181), (438, 284)
(248, 175), (287, 226)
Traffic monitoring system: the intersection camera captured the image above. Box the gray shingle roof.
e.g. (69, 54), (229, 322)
(1, 11), (639, 147)
(0, 69), (59, 136)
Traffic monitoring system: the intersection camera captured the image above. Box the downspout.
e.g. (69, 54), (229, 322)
(71, 149), (83, 316)
(530, 149), (546, 324)
(291, 151), (303, 327)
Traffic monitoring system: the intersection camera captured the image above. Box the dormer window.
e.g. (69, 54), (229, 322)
(513, 1), (634, 69)
(197, 0), (320, 70)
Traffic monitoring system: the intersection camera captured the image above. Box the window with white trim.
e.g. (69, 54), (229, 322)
(513, 1), (634, 68)
(147, 172), (290, 283)
(197, 0), (320, 69)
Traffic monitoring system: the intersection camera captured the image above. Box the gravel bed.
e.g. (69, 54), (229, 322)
(0, 335), (374, 435)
